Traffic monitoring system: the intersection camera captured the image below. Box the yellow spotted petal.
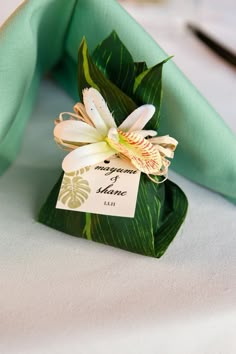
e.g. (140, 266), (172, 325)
(106, 129), (163, 174)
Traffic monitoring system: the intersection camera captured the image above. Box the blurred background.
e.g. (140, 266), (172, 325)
(119, 0), (236, 46)
(1, 0), (235, 131)
(118, 0), (236, 133)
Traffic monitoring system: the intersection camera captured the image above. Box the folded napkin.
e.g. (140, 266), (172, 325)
(0, 0), (235, 207)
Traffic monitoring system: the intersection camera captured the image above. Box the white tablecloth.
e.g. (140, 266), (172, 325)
(0, 2), (235, 354)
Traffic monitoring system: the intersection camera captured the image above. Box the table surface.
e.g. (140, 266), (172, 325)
(0, 1), (235, 354)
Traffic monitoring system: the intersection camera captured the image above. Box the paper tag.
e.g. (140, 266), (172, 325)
(56, 158), (141, 218)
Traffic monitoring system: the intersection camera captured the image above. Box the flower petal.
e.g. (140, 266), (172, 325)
(133, 130), (157, 138)
(83, 88), (116, 135)
(156, 145), (174, 159)
(107, 130), (163, 174)
(130, 156), (162, 175)
(118, 104), (155, 132)
(150, 158), (170, 176)
(54, 120), (102, 143)
(62, 142), (116, 173)
(149, 135), (178, 151)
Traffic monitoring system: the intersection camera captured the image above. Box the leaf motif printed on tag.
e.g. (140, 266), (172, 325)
(59, 168), (91, 209)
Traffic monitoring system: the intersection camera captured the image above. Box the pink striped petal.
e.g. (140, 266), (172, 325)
(106, 129), (163, 174)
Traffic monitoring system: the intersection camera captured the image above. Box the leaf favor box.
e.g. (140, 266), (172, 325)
(38, 30), (188, 257)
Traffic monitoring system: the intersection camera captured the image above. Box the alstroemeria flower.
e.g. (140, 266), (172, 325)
(54, 88), (177, 181)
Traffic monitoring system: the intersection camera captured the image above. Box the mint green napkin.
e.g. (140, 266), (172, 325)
(0, 0), (235, 203)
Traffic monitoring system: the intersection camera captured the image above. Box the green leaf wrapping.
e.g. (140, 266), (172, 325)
(38, 174), (187, 257)
(92, 31), (136, 95)
(78, 38), (136, 125)
(38, 33), (188, 258)
(134, 61), (148, 77)
(133, 57), (172, 130)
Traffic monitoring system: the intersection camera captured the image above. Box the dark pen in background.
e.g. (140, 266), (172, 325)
(187, 23), (236, 67)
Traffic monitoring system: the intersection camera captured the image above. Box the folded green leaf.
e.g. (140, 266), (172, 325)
(133, 57), (172, 130)
(92, 31), (136, 96)
(134, 61), (148, 77)
(38, 174), (187, 257)
(78, 37), (136, 124)
(91, 34), (171, 131)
